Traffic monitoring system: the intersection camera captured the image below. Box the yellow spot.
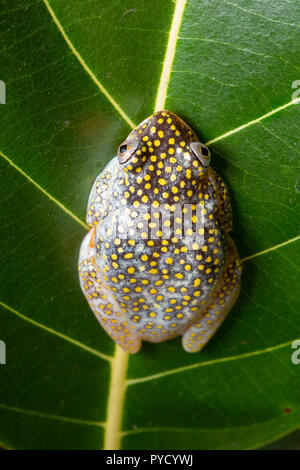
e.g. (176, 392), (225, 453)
(175, 273), (184, 279)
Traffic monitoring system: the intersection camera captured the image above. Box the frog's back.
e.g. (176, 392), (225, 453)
(95, 169), (226, 342)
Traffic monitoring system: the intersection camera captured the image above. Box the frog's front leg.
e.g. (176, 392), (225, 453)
(86, 157), (119, 228)
(182, 237), (242, 353)
(78, 229), (141, 354)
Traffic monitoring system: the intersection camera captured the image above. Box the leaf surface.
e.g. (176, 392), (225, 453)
(0, 0), (299, 450)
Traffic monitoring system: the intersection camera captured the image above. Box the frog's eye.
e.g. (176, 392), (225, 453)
(190, 142), (211, 167)
(117, 139), (139, 164)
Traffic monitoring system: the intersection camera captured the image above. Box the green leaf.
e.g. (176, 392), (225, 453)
(0, 0), (299, 450)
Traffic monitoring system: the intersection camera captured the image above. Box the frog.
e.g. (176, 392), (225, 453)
(78, 111), (242, 353)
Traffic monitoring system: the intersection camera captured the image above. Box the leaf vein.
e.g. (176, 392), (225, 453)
(0, 299), (112, 363)
(42, 0), (135, 129)
(205, 101), (297, 145)
(0, 149), (89, 230)
(241, 235), (300, 262)
(126, 339), (297, 386)
(0, 403), (105, 428)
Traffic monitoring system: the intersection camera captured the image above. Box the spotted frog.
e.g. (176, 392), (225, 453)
(78, 111), (242, 353)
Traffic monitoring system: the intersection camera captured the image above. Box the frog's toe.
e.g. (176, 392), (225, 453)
(182, 322), (218, 353)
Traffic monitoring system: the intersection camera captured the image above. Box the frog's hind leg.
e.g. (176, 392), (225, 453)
(78, 229), (141, 354)
(182, 237), (242, 353)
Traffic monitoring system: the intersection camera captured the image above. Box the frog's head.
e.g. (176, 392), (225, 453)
(116, 111), (211, 203)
